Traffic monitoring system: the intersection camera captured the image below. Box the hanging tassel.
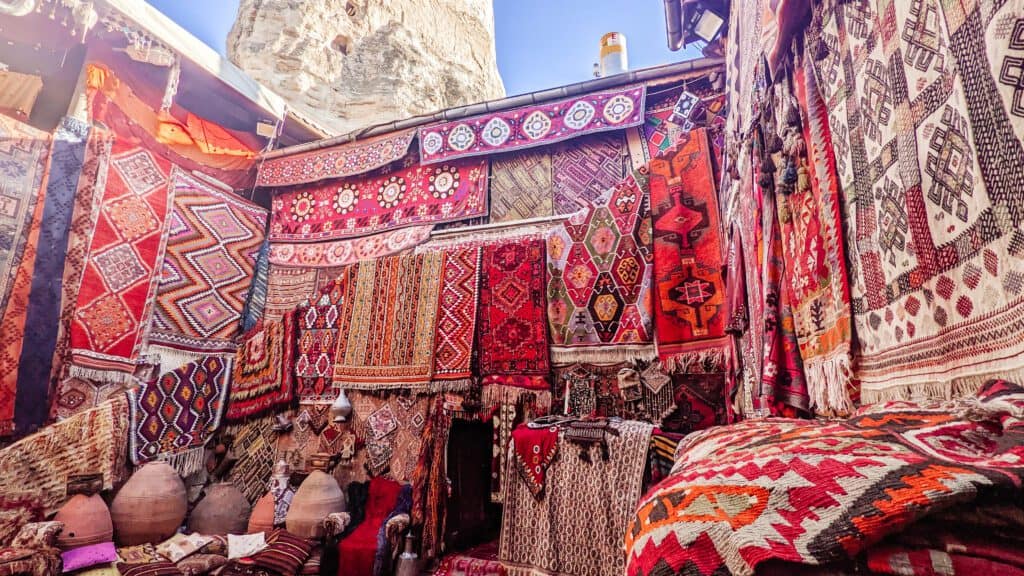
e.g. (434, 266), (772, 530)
(797, 163), (811, 193)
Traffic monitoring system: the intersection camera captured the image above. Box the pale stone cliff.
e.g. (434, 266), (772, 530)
(228, 0), (506, 136)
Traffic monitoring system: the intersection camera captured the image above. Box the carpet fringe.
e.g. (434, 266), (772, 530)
(430, 378), (474, 392)
(805, 350), (854, 415)
(550, 345), (656, 366)
(861, 365), (1024, 405)
(66, 365), (136, 386)
(148, 345), (215, 374)
(481, 384), (553, 413)
(662, 348), (725, 374)
(158, 446), (207, 478)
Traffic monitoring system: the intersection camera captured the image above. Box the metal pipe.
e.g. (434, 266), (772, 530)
(262, 57), (724, 160)
(663, 0), (684, 51)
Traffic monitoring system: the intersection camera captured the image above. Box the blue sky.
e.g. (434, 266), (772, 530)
(148, 0), (702, 96)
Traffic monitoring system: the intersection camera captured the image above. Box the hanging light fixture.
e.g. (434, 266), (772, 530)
(686, 3), (726, 43)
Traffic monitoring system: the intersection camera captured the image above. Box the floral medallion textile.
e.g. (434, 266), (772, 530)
(418, 86), (645, 164)
(647, 130), (728, 370)
(267, 225), (432, 269)
(151, 171), (268, 354)
(269, 155), (487, 242)
(810, 0), (1024, 402)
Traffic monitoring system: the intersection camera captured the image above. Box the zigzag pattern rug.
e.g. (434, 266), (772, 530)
(431, 246), (481, 389)
(151, 171), (268, 353)
(551, 132), (628, 215)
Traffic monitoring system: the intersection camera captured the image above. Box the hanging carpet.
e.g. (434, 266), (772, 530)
(241, 238), (270, 333)
(226, 414), (280, 503)
(264, 266), (319, 322)
(418, 85), (645, 164)
(256, 129), (416, 187)
(432, 246), (481, 390)
(225, 314), (296, 423)
(347, 391), (431, 483)
(268, 154), (487, 242)
(150, 171), (268, 354)
(477, 238), (550, 387)
(550, 132), (628, 215)
(0, 115), (51, 435)
(552, 362), (626, 418)
(647, 129), (728, 371)
(295, 277), (349, 408)
(333, 252), (445, 391)
(488, 150), (553, 223)
(127, 356), (231, 476)
(267, 225), (432, 269)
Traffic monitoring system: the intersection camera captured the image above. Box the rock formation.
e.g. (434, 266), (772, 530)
(228, 0), (506, 136)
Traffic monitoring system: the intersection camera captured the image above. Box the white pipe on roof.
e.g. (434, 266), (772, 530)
(0, 0), (36, 17)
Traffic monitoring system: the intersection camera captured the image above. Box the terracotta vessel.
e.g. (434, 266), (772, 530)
(54, 494), (113, 549)
(188, 483), (251, 535)
(285, 454), (345, 539)
(110, 462), (187, 545)
(247, 493), (276, 534)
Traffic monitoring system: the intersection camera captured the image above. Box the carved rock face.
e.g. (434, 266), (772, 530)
(228, 0), (506, 135)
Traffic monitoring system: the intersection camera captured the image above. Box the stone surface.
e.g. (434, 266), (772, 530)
(228, 0), (506, 136)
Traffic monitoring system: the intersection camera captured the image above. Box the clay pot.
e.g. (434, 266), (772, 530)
(54, 494), (113, 550)
(110, 462), (187, 546)
(247, 493), (276, 534)
(188, 483), (251, 535)
(285, 471), (345, 539)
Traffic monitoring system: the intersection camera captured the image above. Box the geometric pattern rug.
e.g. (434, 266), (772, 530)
(551, 132), (627, 215)
(225, 315), (296, 423)
(150, 171), (268, 354)
(488, 150), (553, 223)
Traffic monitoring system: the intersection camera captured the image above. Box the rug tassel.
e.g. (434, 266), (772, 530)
(66, 365), (137, 386)
(804, 351), (854, 415)
(861, 365), (1024, 405)
(430, 379), (474, 392)
(159, 446), (207, 478)
(148, 345), (215, 374)
(550, 345), (657, 366)
(662, 348), (725, 374)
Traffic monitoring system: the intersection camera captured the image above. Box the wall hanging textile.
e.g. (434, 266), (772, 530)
(347, 391), (431, 484)
(552, 363), (626, 418)
(500, 420), (653, 576)
(241, 238), (270, 333)
(268, 154), (487, 243)
(225, 316), (296, 423)
(49, 129), (114, 420)
(333, 252), (445, 391)
(150, 171), (268, 354)
(50, 377), (126, 422)
(14, 118), (91, 436)
(619, 362), (677, 425)
(0, 395), (129, 515)
(648, 129), (728, 370)
(411, 397), (449, 560)
(551, 132), (629, 215)
(476, 385), (552, 504)
(256, 129), (416, 187)
(67, 126), (177, 382)
(0, 115), (51, 436)
(488, 150), (553, 222)
(226, 415), (279, 503)
(510, 424), (559, 498)
(268, 225), (432, 269)
(773, 56), (854, 412)
(418, 85), (646, 164)
(127, 356), (231, 476)
(657, 372), (727, 435)
(264, 264), (343, 322)
(624, 379), (1024, 576)
(547, 170), (654, 363)
(295, 278), (347, 406)
(432, 246), (482, 390)
(811, 0), (1024, 402)
(477, 239), (550, 385)
(735, 170), (764, 418)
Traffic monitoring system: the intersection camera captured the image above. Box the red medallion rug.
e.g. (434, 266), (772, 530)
(547, 169), (654, 364)
(510, 424), (559, 498)
(150, 171), (268, 354)
(269, 153), (487, 242)
(647, 129), (728, 370)
(477, 239), (550, 387)
(225, 315), (296, 423)
(432, 246), (481, 390)
(257, 129), (416, 187)
(810, 0), (1024, 402)
(625, 379), (1024, 576)
(67, 131), (176, 382)
(333, 252), (445, 391)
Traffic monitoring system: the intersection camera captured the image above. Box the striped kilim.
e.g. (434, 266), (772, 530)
(151, 171), (268, 353)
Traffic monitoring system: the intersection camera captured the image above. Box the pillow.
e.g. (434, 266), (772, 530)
(10, 521), (63, 548)
(118, 543), (164, 563)
(62, 541), (118, 572)
(226, 533), (266, 560)
(197, 535), (227, 556)
(175, 553), (228, 576)
(156, 533), (214, 563)
(238, 529), (313, 576)
(74, 565), (121, 576)
(116, 561), (183, 575)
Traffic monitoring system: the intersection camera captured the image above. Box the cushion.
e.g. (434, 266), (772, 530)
(118, 543), (164, 563)
(226, 533), (266, 560)
(156, 533), (213, 563)
(237, 530), (313, 575)
(116, 561), (183, 575)
(62, 541), (118, 572)
(74, 565), (121, 576)
(197, 536), (227, 556)
(10, 521), (63, 548)
(0, 492), (44, 546)
(175, 553), (228, 576)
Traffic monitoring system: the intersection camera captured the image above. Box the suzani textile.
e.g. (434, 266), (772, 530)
(418, 85), (645, 163)
(128, 356), (230, 476)
(269, 155), (487, 242)
(267, 225), (432, 268)
(67, 131), (175, 380)
(0, 115), (50, 435)
(478, 239), (550, 384)
(150, 171), (268, 353)
(648, 130), (728, 369)
(225, 316), (296, 423)
(810, 0), (1024, 402)
(547, 170), (653, 363)
(432, 246), (481, 389)
(334, 253), (445, 391)
(625, 379), (1024, 576)
(256, 130), (416, 187)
